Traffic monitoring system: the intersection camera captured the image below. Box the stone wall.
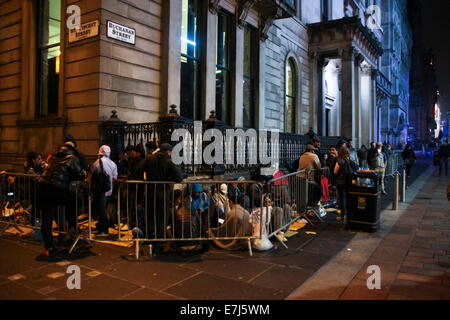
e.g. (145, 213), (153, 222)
(0, 0), (22, 170)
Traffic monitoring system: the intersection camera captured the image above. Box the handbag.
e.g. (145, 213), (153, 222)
(90, 157), (111, 194)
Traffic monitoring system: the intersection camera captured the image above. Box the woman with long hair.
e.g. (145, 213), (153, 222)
(334, 145), (357, 221)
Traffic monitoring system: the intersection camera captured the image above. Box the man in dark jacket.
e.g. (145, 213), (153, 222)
(140, 143), (183, 254)
(367, 142), (378, 169)
(438, 140), (450, 176)
(38, 142), (86, 256)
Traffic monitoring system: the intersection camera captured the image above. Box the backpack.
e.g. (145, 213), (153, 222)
(90, 157), (111, 194)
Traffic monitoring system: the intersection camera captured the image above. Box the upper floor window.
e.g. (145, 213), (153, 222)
(285, 59), (296, 133)
(243, 25), (257, 128)
(321, 0), (329, 21)
(215, 10), (232, 124)
(36, 0), (61, 117)
(181, 0), (202, 120)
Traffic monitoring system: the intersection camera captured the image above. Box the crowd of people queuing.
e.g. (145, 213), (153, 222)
(4, 133), (420, 257)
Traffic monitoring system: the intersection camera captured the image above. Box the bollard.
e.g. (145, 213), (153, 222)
(392, 173), (399, 211)
(401, 169), (406, 202)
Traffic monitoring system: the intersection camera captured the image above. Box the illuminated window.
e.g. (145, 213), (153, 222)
(243, 25), (257, 128)
(215, 10), (231, 124)
(285, 59), (296, 133)
(36, 0), (61, 117)
(181, 0), (202, 120)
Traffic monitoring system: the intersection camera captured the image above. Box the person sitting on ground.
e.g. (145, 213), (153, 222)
(212, 184), (230, 218)
(208, 188), (253, 251)
(191, 183), (209, 230)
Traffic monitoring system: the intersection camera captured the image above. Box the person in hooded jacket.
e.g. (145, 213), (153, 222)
(38, 141), (86, 256)
(89, 145), (118, 236)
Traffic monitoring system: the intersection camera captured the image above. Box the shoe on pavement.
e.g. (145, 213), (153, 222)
(44, 247), (56, 257)
(94, 230), (109, 237)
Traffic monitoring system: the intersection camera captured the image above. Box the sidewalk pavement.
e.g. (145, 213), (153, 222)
(288, 165), (450, 300)
(0, 155), (447, 300)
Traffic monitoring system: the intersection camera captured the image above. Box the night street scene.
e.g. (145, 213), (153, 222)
(0, 0), (450, 310)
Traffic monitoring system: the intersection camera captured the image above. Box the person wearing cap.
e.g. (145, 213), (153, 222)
(141, 143), (183, 254)
(38, 140), (86, 256)
(89, 145), (118, 236)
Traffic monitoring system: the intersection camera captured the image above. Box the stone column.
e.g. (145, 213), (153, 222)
(202, 9), (217, 120)
(161, 0), (182, 115)
(370, 68), (378, 143)
(257, 40), (266, 130)
(340, 47), (356, 140)
(354, 52), (363, 148)
(317, 57), (327, 136)
(309, 52), (319, 133)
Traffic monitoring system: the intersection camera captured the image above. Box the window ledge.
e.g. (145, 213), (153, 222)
(17, 116), (68, 128)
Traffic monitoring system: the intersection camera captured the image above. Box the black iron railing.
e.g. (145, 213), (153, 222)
(100, 109), (341, 177)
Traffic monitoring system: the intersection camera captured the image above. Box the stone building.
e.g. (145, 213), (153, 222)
(0, 0), (410, 172)
(377, 0), (412, 147)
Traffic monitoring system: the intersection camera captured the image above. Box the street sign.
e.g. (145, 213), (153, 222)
(68, 20), (99, 43)
(107, 21), (136, 45)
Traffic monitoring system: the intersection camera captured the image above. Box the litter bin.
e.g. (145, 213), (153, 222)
(347, 170), (380, 232)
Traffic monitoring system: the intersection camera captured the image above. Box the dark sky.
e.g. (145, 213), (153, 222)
(419, 0), (450, 114)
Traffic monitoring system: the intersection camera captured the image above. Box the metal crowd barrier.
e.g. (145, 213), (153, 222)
(0, 172), (91, 253)
(115, 180), (264, 258)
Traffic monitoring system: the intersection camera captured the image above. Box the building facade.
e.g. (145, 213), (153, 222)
(0, 0), (412, 171)
(377, 0), (412, 147)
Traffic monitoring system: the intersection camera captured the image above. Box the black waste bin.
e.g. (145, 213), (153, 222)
(347, 170), (380, 232)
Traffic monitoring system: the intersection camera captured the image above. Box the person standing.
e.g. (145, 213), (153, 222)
(368, 142), (378, 170)
(402, 144), (417, 177)
(141, 143), (183, 255)
(297, 144), (322, 206)
(333, 145), (358, 221)
(373, 142), (387, 194)
(89, 145), (118, 236)
(437, 140), (450, 176)
(358, 145), (369, 169)
(24, 151), (44, 176)
(312, 137), (324, 166)
(38, 141), (86, 256)
(346, 139), (359, 165)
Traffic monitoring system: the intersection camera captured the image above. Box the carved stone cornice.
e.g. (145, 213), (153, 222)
(209, 0), (223, 14)
(260, 8), (283, 41)
(237, 0), (259, 27)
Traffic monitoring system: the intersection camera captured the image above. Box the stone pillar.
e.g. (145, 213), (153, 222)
(161, 0), (182, 115)
(317, 57), (327, 136)
(371, 68), (378, 144)
(232, 25), (245, 127)
(100, 110), (126, 163)
(257, 40), (266, 130)
(340, 47), (355, 140)
(202, 9), (217, 120)
(354, 53), (363, 148)
(158, 105), (188, 146)
(309, 52), (319, 133)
